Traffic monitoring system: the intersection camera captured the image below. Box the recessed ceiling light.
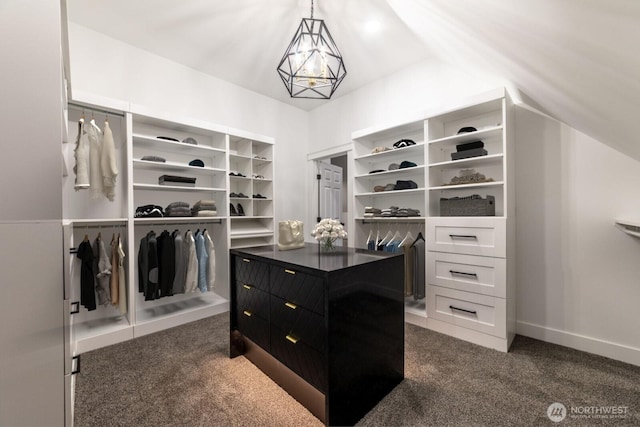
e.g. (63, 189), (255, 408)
(364, 19), (382, 33)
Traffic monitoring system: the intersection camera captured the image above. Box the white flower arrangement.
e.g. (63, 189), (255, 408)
(311, 218), (347, 250)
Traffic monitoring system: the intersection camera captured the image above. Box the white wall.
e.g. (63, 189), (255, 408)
(516, 107), (640, 364)
(68, 23), (309, 224)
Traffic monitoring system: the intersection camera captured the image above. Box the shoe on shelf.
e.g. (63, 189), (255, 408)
(229, 192), (239, 198)
(229, 203), (238, 216)
(237, 203), (245, 216)
(237, 193), (248, 198)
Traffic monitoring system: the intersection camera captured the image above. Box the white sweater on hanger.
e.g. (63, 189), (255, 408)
(101, 121), (118, 201)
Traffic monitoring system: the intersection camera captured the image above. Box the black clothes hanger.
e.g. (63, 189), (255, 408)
(411, 231), (425, 247)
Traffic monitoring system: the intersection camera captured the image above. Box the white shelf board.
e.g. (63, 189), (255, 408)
(230, 216), (273, 220)
(133, 159), (225, 173)
(614, 219), (640, 238)
(429, 153), (504, 169)
(134, 217), (223, 225)
(132, 133), (226, 155)
(230, 229), (273, 238)
(355, 143), (425, 162)
(133, 183), (225, 192)
(429, 181), (504, 191)
(63, 218), (128, 226)
(134, 294), (229, 338)
(354, 188), (425, 197)
(74, 316), (134, 354)
(355, 216), (426, 223)
(427, 126), (503, 145)
(354, 166), (425, 180)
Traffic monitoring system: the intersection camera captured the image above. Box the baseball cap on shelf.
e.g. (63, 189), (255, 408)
(457, 126), (477, 134)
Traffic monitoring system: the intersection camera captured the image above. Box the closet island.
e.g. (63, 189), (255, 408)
(229, 243), (404, 426)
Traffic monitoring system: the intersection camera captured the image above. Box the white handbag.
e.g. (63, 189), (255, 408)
(278, 220), (305, 251)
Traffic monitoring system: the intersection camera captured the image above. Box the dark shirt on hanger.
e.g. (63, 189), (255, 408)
(77, 240), (96, 311)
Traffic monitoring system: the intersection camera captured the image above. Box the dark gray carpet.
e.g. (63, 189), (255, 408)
(74, 313), (640, 426)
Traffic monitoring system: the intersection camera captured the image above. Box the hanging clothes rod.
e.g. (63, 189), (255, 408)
(360, 218), (425, 224)
(68, 101), (126, 118)
(135, 219), (224, 226)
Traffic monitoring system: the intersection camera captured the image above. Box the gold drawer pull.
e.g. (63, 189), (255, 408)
(242, 258), (251, 263)
(285, 334), (299, 344)
(284, 269), (296, 275)
(243, 284), (252, 290)
(243, 310), (252, 317)
(285, 302), (297, 310)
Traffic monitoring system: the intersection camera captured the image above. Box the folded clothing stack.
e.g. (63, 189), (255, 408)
(396, 207), (421, 217)
(141, 155), (166, 163)
(191, 199), (217, 217)
(165, 201), (191, 217)
(375, 205), (421, 218)
(363, 207), (382, 218)
(394, 180), (418, 190)
(159, 175), (196, 187)
(451, 138), (487, 161)
(381, 206), (398, 217)
(135, 204), (164, 218)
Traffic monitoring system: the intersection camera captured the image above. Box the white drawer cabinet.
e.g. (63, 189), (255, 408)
(427, 286), (506, 338)
(427, 217), (506, 258)
(428, 251), (506, 297)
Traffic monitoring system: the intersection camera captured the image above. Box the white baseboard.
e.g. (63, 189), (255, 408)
(516, 321), (640, 367)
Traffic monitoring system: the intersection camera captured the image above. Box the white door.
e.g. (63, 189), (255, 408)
(319, 161), (343, 223)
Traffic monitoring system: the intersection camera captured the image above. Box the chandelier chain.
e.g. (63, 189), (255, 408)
(310, 0), (314, 19)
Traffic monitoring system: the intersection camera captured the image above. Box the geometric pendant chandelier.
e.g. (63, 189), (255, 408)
(276, 0), (347, 99)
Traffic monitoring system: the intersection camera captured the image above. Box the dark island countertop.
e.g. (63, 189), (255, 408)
(230, 243), (402, 274)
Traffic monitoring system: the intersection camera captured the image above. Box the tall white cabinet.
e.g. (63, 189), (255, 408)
(61, 95), (275, 424)
(351, 88), (516, 352)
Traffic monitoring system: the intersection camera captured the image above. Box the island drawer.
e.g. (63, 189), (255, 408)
(270, 266), (324, 315)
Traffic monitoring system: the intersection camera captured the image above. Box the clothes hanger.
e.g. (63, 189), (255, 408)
(399, 229), (414, 246)
(411, 230), (425, 247)
(386, 229), (403, 246)
(379, 229), (394, 246)
(83, 234), (89, 242)
(366, 227), (373, 246)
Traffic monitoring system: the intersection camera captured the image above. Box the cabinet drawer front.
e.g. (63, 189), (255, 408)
(427, 286), (506, 338)
(236, 282), (269, 320)
(235, 256), (270, 291)
(427, 217), (506, 257)
(427, 252), (506, 297)
(270, 325), (327, 392)
(237, 309), (269, 351)
(270, 295), (325, 352)
(270, 267), (324, 315)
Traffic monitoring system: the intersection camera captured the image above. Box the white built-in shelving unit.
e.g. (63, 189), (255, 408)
(62, 96), (274, 370)
(351, 88), (516, 352)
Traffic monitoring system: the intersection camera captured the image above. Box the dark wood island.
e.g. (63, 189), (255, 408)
(229, 243), (404, 426)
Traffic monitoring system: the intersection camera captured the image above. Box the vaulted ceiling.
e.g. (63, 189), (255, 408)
(67, 0), (640, 160)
